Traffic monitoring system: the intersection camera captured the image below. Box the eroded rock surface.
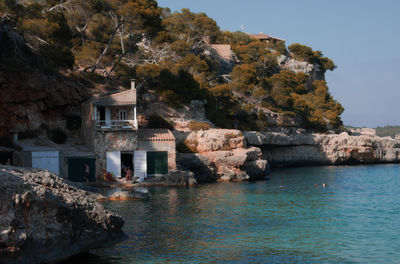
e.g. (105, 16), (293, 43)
(177, 129), (270, 182)
(0, 165), (125, 264)
(244, 131), (400, 166)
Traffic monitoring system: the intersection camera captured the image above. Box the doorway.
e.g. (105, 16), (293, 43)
(67, 157), (96, 182)
(98, 106), (105, 120)
(147, 151), (168, 175)
(121, 152), (134, 178)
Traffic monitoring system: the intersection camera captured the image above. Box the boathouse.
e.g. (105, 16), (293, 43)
(137, 128), (176, 178)
(82, 80), (138, 179)
(82, 80), (177, 181)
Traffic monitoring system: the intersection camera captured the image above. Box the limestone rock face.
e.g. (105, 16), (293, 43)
(0, 165), (125, 264)
(244, 131), (317, 146)
(0, 70), (91, 137)
(177, 129), (270, 182)
(177, 153), (219, 183)
(139, 94), (210, 132)
(244, 160), (270, 180)
(186, 129), (246, 152)
(244, 131), (400, 166)
(278, 55), (325, 83)
(349, 128), (377, 136)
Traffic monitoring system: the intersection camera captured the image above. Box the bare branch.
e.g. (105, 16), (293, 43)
(106, 51), (127, 78)
(84, 21), (124, 72)
(48, 0), (73, 12)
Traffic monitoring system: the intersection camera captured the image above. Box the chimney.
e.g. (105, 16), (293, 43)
(130, 79), (135, 90)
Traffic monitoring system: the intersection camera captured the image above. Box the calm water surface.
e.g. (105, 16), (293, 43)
(72, 164), (400, 263)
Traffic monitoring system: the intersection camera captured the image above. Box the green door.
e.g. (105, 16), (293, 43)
(147, 151), (168, 175)
(67, 157), (96, 182)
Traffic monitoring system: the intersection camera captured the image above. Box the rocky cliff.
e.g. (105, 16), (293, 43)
(176, 128), (400, 181)
(176, 129), (270, 182)
(0, 70), (92, 137)
(0, 165), (125, 264)
(278, 54), (325, 84)
(244, 131), (400, 167)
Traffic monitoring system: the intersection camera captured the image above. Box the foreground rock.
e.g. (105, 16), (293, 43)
(0, 165), (125, 264)
(136, 170), (197, 187)
(177, 129), (270, 182)
(244, 131), (400, 166)
(107, 188), (150, 201)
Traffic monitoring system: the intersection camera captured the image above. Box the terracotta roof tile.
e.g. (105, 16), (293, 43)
(247, 32), (285, 42)
(138, 129), (175, 142)
(94, 89), (136, 106)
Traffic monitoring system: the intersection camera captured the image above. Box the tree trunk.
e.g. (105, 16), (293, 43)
(84, 22), (123, 73)
(106, 51), (127, 77)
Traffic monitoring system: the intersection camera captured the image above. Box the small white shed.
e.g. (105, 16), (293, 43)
(23, 150), (63, 175)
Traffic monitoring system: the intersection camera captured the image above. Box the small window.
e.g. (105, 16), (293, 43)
(119, 110), (127, 120)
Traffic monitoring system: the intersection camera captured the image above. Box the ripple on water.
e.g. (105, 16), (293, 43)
(65, 164), (400, 264)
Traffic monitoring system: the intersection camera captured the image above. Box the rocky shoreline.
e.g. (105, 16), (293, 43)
(245, 130), (400, 167)
(0, 165), (125, 264)
(176, 129), (270, 183)
(1, 128), (399, 263)
(175, 128), (400, 183)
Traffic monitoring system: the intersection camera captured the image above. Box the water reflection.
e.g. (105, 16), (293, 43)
(64, 164), (400, 264)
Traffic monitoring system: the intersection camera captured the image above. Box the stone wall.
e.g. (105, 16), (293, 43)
(137, 141), (176, 170)
(94, 130), (137, 175)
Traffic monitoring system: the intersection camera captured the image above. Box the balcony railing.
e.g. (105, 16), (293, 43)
(96, 120), (137, 130)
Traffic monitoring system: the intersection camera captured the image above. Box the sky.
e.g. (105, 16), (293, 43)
(157, 0), (400, 128)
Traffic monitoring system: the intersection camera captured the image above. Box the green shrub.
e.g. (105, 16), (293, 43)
(176, 140), (196, 153)
(253, 87), (266, 98)
(288, 43), (336, 72)
(288, 43), (314, 62)
(48, 128), (67, 144)
(188, 121), (211, 131)
(147, 114), (174, 130)
(160, 90), (183, 108)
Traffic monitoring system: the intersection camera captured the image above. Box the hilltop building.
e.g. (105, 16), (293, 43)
(247, 32), (285, 45)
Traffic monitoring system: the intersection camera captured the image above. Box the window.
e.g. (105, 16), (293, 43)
(118, 110), (127, 120)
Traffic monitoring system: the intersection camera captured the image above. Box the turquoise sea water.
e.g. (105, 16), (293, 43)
(71, 164), (400, 263)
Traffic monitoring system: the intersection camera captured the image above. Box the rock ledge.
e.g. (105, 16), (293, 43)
(0, 165), (125, 264)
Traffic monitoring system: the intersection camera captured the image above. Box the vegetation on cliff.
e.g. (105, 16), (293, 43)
(0, 0), (343, 132)
(375, 126), (400, 138)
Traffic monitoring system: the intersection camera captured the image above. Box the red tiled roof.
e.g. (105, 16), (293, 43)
(93, 89), (136, 106)
(138, 129), (175, 141)
(247, 32), (285, 42)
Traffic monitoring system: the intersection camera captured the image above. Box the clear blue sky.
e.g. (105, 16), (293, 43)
(157, 0), (400, 128)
